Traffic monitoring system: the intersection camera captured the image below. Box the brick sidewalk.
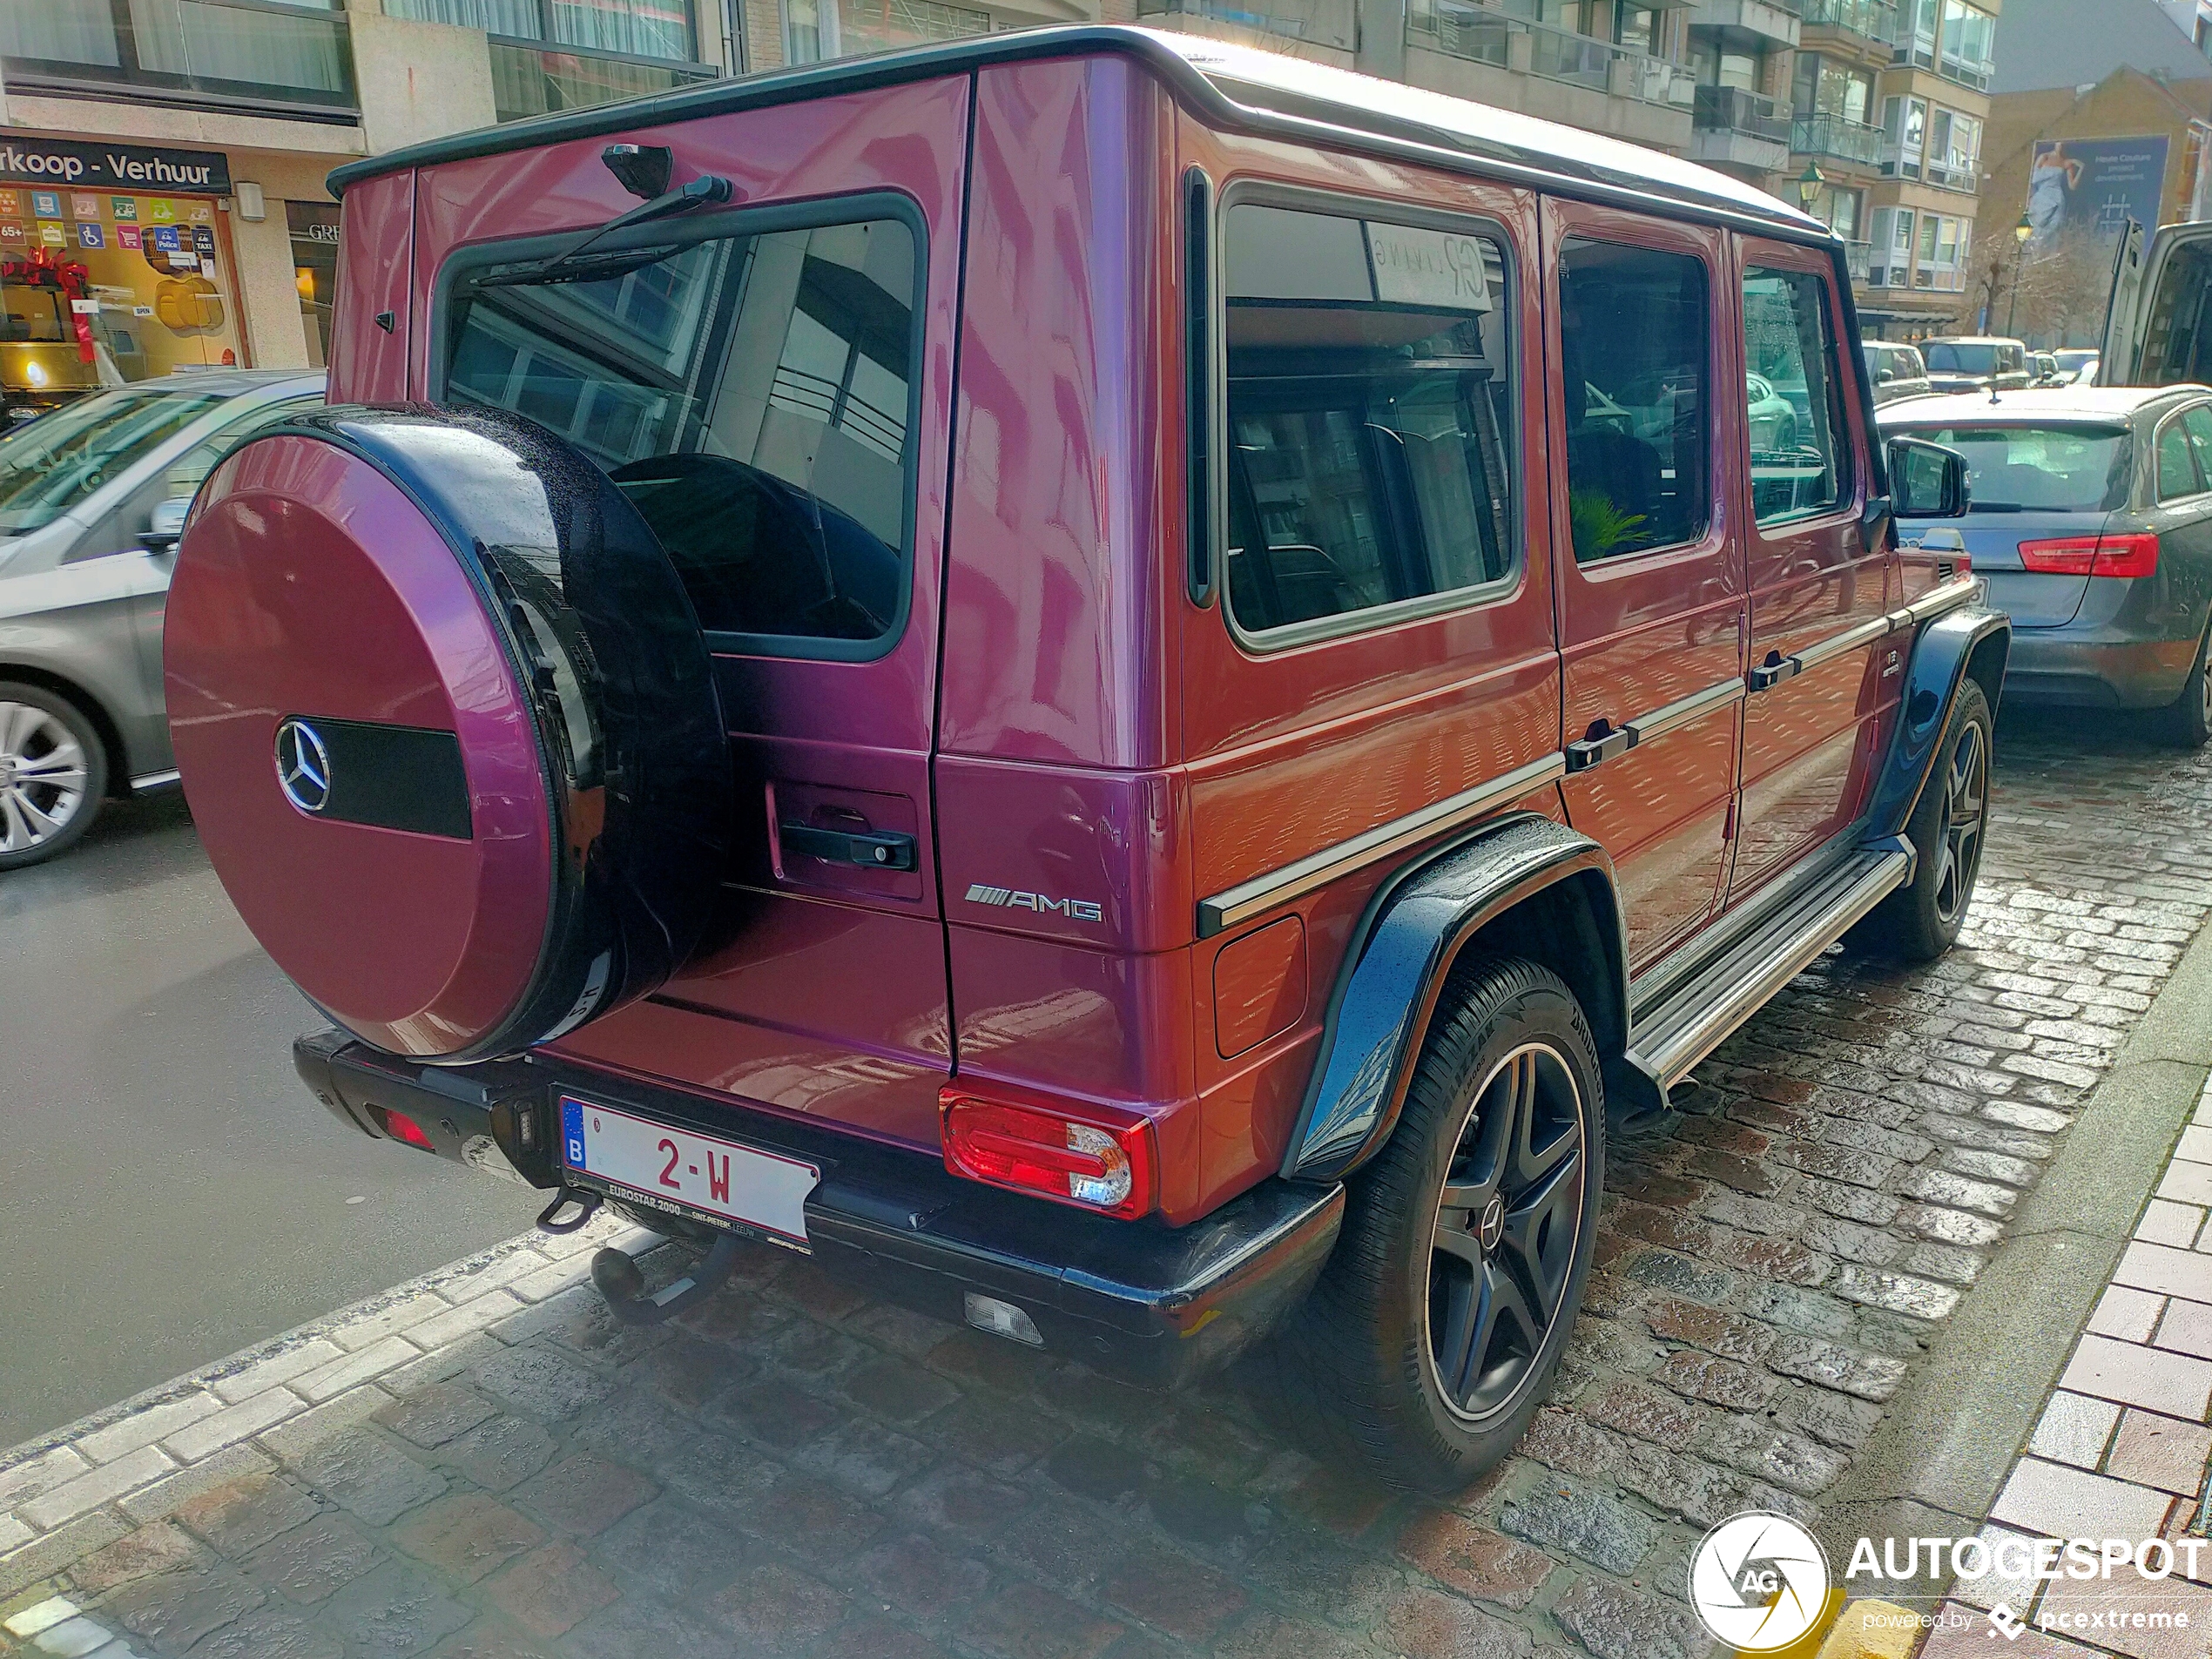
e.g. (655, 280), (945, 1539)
(1918, 1070), (2212, 1658)
(3, 711), (2211, 1659)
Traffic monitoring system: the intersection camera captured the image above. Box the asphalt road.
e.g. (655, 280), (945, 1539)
(0, 790), (541, 1449)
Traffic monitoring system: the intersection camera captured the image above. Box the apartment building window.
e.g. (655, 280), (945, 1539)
(786, 0), (993, 64)
(1692, 37), (1767, 91)
(1936, 0), (1994, 89)
(1866, 206), (1914, 286)
(1794, 53), (1874, 124)
(1882, 95), (1927, 179)
(1895, 0), (1936, 67)
(1926, 108), (1979, 189)
(0, 0), (356, 111)
(1614, 2), (1663, 53)
(385, 0), (716, 117)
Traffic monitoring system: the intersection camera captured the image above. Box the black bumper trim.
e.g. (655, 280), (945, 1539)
(294, 1031), (1344, 1389)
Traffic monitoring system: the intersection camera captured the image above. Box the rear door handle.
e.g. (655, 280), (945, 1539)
(779, 821), (919, 872)
(1564, 725), (1632, 772)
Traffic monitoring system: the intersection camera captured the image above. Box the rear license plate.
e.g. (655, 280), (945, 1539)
(559, 1096), (819, 1244)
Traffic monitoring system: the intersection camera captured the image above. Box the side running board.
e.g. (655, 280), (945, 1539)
(1624, 846), (1912, 1106)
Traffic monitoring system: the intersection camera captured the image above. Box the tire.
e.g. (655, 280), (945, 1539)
(1272, 958), (1606, 1493)
(2158, 624), (2212, 750)
(0, 683), (107, 870)
(1858, 678), (1993, 961)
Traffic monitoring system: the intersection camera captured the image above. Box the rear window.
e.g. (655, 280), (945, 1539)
(441, 212), (920, 654)
(1925, 342), (1998, 374)
(1891, 423), (2130, 514)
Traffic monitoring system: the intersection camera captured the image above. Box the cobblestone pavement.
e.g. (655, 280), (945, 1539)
(5, 707), (2212, 1659)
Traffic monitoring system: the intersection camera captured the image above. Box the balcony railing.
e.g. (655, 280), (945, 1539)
(1693, 84), (1791, 145)
(1409, 2), (1693, 109)
(1792, 112), (1886, 168)
(1798, 0), (1897, 44)
(0, 0), (355, 116)
(1136, 0), (1356, 51)
(489, 40), (717, 122)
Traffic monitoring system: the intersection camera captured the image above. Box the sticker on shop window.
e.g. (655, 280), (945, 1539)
(149, 199), (174, 222)
(0, 192), (19, 216)
(189, 203), (212, 223)
(111, 197), (136, 220)
(37, 224), (62, 246)
(0, 224), (21, 244)
(76, 223), (103, 249)
(149, 226), (179, 250)
(118, 226), (139, 250)
(30, 191), (60, 219)
(71, 194), (98, 219)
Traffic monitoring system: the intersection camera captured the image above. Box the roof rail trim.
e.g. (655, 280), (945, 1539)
(327, 26), (1828, 245)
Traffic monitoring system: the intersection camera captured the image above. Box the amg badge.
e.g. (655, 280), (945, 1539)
(965, 883), (1103, 923)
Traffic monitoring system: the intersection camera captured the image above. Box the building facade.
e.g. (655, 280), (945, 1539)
(0, 0), (2000, 400)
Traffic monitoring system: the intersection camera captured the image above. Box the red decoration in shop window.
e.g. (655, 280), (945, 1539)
(1, 247), (95, 362)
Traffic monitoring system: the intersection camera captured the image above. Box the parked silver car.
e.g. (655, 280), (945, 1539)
(0, 371), (324, 867)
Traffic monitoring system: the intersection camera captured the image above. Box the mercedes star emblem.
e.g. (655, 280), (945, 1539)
(274, 718), (332, 814)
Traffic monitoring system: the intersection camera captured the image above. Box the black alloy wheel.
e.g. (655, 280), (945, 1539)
(1930, 713), (1986, 929)
(1426, 1043), (1587, 1424)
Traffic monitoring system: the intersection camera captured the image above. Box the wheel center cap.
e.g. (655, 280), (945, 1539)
(1478, 1197), (1506, 1251)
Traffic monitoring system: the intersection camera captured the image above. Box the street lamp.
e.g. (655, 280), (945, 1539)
(2006, 211), (2033, 337)
(1797, 162), (1826, 219)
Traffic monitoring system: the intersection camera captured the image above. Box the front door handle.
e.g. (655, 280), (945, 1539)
(779, 821), (918, 872)
(1565, 724), (1632, 773)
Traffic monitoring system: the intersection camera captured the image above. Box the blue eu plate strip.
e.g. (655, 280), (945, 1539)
(561, 1096), (587, 1173)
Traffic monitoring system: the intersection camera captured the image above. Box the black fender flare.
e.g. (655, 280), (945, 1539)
(1278, 814), (1626, 1184)
(1863, 603), (2011, 852)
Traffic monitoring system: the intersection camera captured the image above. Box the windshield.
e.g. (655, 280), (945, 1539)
(1892, 422), (2130, 513)
(2055, 350), (2097, 371)
(0, 384), (228, 533)
(1925, 342), (1998, 374)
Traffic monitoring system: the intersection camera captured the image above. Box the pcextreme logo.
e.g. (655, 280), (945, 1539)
(963, 883), (1104, 923)
(1689, 1512), (1832, 1652)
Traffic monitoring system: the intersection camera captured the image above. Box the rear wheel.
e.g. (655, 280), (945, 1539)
(1858, 678), (1992, 961)
(0, 684), (106, 870)
(2158, 624), (2212, 750)
(1274, 958), (1604, 1493)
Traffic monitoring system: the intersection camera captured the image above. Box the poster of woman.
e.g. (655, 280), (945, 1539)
(2026, 136), (2171, 258)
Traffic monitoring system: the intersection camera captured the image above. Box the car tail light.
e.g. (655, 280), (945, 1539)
(2018, 532), (2159, 578)
(940, 1086), (1157, 1219)
(378, 1108), (436, 1150)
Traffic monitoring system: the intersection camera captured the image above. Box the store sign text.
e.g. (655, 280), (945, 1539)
(0, 142), (231, 196)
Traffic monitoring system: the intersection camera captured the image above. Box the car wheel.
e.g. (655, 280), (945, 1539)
(1274, 958), (1605, 1493)
(0, 683), (106, 870)
(1858, 678), (1993, 961)
(2158, 625), (2212, 750)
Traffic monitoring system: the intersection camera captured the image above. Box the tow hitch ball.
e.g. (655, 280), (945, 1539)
(590, 1232), (746, 1326)
(534, 1182), (747, 1325)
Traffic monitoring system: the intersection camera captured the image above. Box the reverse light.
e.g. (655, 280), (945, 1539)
(378, 1108), (436, 1151)
(2018, 532), (2160, 578)
(940, 1086), (1157, 1219)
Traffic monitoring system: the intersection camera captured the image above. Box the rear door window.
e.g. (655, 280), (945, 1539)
(2159, 416), (2204, 502)
(1556, 238), (1710, 561)
(1218, 202), (1517, 642)
(441, 211), (920, 655)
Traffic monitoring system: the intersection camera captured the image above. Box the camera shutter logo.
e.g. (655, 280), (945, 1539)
(274, 718), (332, 814)
(1689, 1512), (1831, 1652)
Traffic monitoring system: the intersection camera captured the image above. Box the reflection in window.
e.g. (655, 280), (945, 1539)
(1741, 267), (1848, 526)
(1894, 424), (2128, 515)
(1219, 204), (1516, 638)
(1557, 238), (1710, 562)
(444, 218), (917, 646)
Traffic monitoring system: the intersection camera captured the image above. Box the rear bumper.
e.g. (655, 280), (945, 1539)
(294, 1030), (1342, 1390)
(2002, 629), (2196, 710)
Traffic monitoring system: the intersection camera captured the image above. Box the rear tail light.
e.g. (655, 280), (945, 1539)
(2018, 532), (2159, 578)
(940, 1086), (1157, 1219)
(377, 1108), (436, 1151)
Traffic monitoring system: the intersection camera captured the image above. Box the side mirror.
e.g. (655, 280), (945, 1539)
(142, 496), (190, 552)
(1877, 368), (1896, 384)
(1887, 435), (1969, 518)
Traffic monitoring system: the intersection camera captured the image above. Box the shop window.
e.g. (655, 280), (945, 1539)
(287, 201), (339, 369)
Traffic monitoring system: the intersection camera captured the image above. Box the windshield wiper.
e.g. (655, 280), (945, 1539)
(500, 166), (734, 289)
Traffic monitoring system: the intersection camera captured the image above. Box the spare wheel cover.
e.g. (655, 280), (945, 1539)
(165, 404), (732, 1062)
